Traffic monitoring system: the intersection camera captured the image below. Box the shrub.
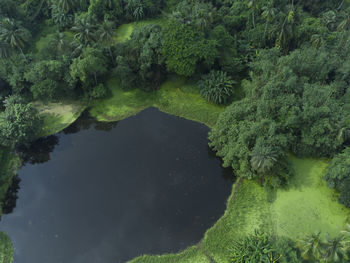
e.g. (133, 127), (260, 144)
(198, 70), (235, 104)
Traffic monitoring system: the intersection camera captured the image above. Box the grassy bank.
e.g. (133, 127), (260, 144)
(128, 157), (350, 263)
(34, 101), (86, 137)
(89, 76), (225, 127)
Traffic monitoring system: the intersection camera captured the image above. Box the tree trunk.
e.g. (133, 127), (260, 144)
(252, 10), (256, 29)
(94, 72), (97, 85)
(264, 21), (268, 41)
(108, 47), (115, 66)
(18, 47), (27, 63)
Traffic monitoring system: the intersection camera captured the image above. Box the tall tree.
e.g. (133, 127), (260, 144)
(298, 232), (324, 261)
(323, 234), (349, 262)
(0, 18), (31, 62)
(97, 20), (115, 63)
(0, 95), (42, 147)
(71, 16), (97, 46)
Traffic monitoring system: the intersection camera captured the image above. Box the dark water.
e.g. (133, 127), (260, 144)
(0, 107), (232, 263)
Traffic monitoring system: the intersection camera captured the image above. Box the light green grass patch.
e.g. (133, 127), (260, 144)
(89, 76), (225, 127)
(272, 157), (350, 239)
(113, 18), (166, 43)
(34, 102), (86, 137)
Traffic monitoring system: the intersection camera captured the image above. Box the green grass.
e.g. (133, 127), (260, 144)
(128, 157), (350, 263)
(34, 101), (86, 137)
(89, 76), (225, 127)
(272, 157), (350, 239)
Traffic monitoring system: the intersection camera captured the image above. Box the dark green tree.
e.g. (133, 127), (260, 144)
(0, 95), (42, 147)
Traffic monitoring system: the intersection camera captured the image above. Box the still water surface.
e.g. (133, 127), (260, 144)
(0, 107), (232, 263)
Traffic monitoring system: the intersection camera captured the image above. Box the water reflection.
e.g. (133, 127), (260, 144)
(2, 175), (20, 214)
(63, 111), (118, 134)
(207, 146), (236, 182)
(17, 135), (59, 165)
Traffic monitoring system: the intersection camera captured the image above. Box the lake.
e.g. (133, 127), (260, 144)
(0, 107), (232, 263)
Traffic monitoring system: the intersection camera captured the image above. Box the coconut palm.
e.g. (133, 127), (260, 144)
(49, 31), (70, 53)
(71, 16), (97, 46)
(51, 3), (73, 28)
(250, 145), (278, 174)
(261, 1), (277, 39)
(340, 224), (350, 237)
(0, 18), (31, 62)
(323, 234), (349, 262)
(126, 0), (145, 21)
(53, 0), (77, 13)
(338, 8), (350, 31)
(246, 0), (259, 29)
(298, 232), (324, 261)
(275, 6), (296, 52)
(97, 20), (115, 63)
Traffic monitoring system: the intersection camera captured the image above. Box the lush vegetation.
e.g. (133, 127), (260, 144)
(1, 0), (350, 262)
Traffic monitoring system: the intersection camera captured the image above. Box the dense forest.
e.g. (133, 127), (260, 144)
(1, 0), (350, 262)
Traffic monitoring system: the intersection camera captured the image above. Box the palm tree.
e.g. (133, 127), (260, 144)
(49, 31), (70, 53)
(323, 234), (349, 262)
(51, 3), (73, 28)
(338, 8), (350, 31)
(53, 0), (77, 14)
(250, 145), (278, 174)
(97, 20), (115, 63)
(311, 34), (325, 48)
(71, 16), (97, 46)
(0, 18), (31, 62)
(126, 0), (145, 21)
(275, 6), (296, 52)
(261, 1), (277, 40)
(298, 232), (324, 261)
(341, 224), (350, 237)
(247, 0), (259, 29)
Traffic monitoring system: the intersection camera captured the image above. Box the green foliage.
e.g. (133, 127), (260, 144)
(0, 95), (42, 147)
(25, 59), (74, 100)
(161, 20), (217, 77)
(114, 24), (164, 90)
(70, 46), (108, 86)
(85, 83), (107, 101)
(325, 148), (350, 207)
(298, 229), (350, 263)
(210, 42), (350, 183)
(170, 0), (216, 32)
(0, 17), (31, 61)
(198, 70), (235, 104)
(71, 14), (97, 46)
(231, 230), (300, 263)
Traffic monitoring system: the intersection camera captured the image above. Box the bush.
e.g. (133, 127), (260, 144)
(324, 147), (350, 207)
(231, 230), (301, 263)
(198, 70), (235, 104)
